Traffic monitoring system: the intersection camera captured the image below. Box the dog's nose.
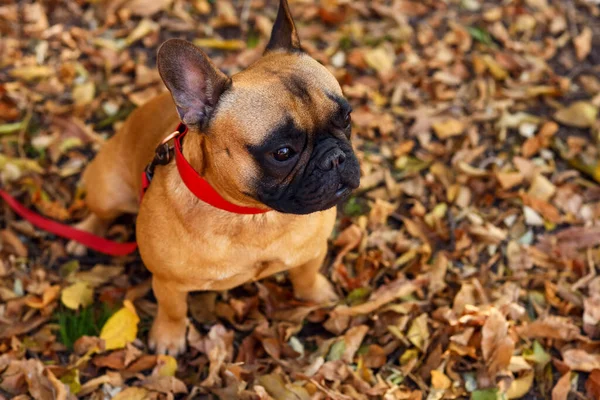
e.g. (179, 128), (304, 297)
(319, 149), (346, 170)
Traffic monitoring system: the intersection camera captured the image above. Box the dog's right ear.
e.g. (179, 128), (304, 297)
(265, 0), (302, 53)
(157, 39), (231, 128)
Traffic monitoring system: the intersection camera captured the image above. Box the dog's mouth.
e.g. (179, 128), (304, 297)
(335, 183), (350, 197)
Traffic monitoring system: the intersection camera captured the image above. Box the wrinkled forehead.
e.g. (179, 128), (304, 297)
(212, 53), (344, 145)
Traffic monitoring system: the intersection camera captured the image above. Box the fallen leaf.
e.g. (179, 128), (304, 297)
(552, 372), (572, 400)
(431, 370), (451, 390)
(72, 82), (95, 106)
(506, 372), (534, 399)
(407, 313), (429, 351)
(364, 46), (395, 76)
(574, 27), (592, 61)
(153, 355), (178, 377)
(517, 317), (582, 341)
(25, 285), (60, 309)
(69, 265), (123, 287)
(193, 38), (246, 50)
(331, 277), (423, 316)
(61, 281), (93, 310)
(496, 172), (524, 190)
(112, 387), (150, 400)
(99, 300), (140, 351)
(124, 0), (173, 17)
(562, 349), (600, 372)
(9, 65), (53, 81)
(141, 375), (188, 394)
(528, 174), (556, 202)
(586, 370), (600, 400)
(554, 101), (598, 128)
(432, 118), (465, 139)
(482, 308), (515, 376)
(341, 325), (369, 363)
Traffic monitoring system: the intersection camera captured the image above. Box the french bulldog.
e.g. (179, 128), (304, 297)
(69, 0), (360, 355)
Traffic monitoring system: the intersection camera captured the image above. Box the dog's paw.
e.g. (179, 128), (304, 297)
(148, 318), (187, 356)
(294, 273), (339, 305)
(66, 240), (87, 256)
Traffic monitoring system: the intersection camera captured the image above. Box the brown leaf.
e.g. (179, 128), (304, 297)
(481, 308), (515, 376)
(141, 375), (188, 394)
(586, 370), (600, 400)
(341, 325), (369, 363)
(73, 336), (105, 356)
(552, 372), (572, 400)
(93, 350), (126, 370)
(0, 315), (51, 339)
(584, 295), (600, 338)
(0, 229), (28, 257)
(123, 0), (173, 17)
(517, 316), (582, 341)
(331, 277), (423, 316)
(562, 349), (600, 372)
(496, 171), (524, 190)
(574, 27), (593, 61)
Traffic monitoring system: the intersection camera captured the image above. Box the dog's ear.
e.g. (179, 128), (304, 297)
(265, 0), (302, 52)
(157, 39), (231, 128)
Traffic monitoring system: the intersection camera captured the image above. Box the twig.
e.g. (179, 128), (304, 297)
(17, 105), (33, 158)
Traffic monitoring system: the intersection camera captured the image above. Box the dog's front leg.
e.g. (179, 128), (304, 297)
(148, 277), (188, 356)
(289, 251), (338, 304)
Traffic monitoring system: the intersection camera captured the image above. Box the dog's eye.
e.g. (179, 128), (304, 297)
(273, 147), (295, 162)
(344, 112), (352, 128)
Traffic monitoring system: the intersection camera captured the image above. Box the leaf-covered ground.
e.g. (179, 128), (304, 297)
(1, 0), (600, 399)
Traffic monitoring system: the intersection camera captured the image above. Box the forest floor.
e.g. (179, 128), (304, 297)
(1, 0), (600, 399)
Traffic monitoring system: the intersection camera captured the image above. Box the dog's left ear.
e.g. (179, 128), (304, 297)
(265, 0), (302, 52)
(157, 39), (231, 128)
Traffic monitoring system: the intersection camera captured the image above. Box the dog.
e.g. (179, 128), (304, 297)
(68, 0), (360, 355)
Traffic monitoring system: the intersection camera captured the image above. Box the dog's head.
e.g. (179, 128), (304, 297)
(157, 0), (360, 214)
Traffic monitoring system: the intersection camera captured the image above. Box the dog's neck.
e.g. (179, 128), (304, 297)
(175, 128), (269, 212)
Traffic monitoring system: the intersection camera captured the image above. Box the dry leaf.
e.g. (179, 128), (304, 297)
(574, 27), (592, 61)
(506, 371), (534, 399)
(341, 325), (369, 363)
(112, 387), (150, 400)
(562, 349), (600, 372)
(25, 285), (60, 309)
(61, 281), (93, 310)
(153, 355), (178, 377)
(432, 118), (465, 139)
(482, 308), (515, 376)
(551, 372), (572, 400)
(99, 300), (140, 351)
(554, 101), (598, 128)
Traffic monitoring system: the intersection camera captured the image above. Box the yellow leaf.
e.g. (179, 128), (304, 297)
(432, 118), (465, 139)
(482, 54), (508, 80)
(61, 281), (94, 310)
(364, 46), (395, 75)
(9, 65), (53, 81)
(193, 38), (245, 51)
(112, 387), (150, 400)
(100, 300), (140, 351)
(431, 370), (451, 390)
(72, 82), (96, 106)
(506, 371), (534, 399)
(125, 19), (159, 47)
(407, 313), (429, 351)
(155, 355), (178, 377)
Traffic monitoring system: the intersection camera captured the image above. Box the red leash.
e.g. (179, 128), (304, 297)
(0, 189), (138, 256)
(0, 124), (268, 257)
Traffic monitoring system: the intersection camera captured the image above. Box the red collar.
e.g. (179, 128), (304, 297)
(142, 124), (270, 215)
